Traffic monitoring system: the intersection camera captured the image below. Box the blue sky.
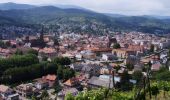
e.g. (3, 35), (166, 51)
(1, 0), (170, 16)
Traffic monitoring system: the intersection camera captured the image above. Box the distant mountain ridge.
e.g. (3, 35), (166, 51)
(0, 2), (36, 10)
(0, 2), (170, 34)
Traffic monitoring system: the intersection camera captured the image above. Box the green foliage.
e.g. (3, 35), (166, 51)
(126, 64), (134, 71)
(151, 84), (159, 98)
(132, 70), (143, 83)
(120, 71), (133, 91)
(57, 65), (75, 80)
(27, 49), (38, 56)
(112, 91), (134, 100)
(150, 44), (154, 53)
(1, 62), (57, 84)
(113, 43), (121, 49)
(42, 56), (48, 61)
(57, 65), (63, 80)
(15, 49), (23, 55)
(65, 93), (75, 100)
(114, 65), (121, 72)
(53, 57), (71, 65)
(54, 38), (59, 46)
(155, 69), (170, 81)
(0, 40), (7, 48)
(0, 54), (39, 76)
(40, 90), (49, 100)
(1, 6), (170, 35)
(65, 88), (135, 100)
(63, 68), (75, 80)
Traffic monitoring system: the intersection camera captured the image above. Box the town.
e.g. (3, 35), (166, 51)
(0, 29), (170, 100)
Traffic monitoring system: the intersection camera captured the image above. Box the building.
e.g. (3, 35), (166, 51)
(88, 75), (113, 89)
(39, 47), (57, 59)
(15, 83), (38, 97)
(102, 53), (117, 61)
(70, 64), (84, 71)
(81, 64), (101, 76)
(151, 62), (161, 71)
(63, 77), (80, 87)
(0, 85), (19, 100)
(34, 79), (49, 90)
(124, 55), (139, 65)
(57, 88), (78, 100)
(100, 66), (113, 75)
(112, 48), (136, 58)
(34, 74), (57, 90)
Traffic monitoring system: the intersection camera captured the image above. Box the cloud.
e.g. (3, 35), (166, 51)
(0, 0), (170, 16)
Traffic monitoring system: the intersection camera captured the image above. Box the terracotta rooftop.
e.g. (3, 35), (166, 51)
(44, 74), (57, 81)
(0, 85), (10, 93)
(64, 78), (79, 87)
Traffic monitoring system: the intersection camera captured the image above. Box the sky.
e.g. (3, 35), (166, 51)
(0, 0), (170, 16)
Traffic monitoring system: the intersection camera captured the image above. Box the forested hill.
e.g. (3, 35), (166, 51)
(0, 3), (170, 34)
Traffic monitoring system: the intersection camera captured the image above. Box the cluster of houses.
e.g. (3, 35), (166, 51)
(0, 32), (170, 99)
(0, 74), (57, 100)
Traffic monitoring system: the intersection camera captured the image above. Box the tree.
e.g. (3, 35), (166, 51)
(40, 90), (49, 100)
(42, 56), (48, 61)
(63, 68), (75, 80)
(27, 49), (38, 56)
(54, 38), (59, 46)
(151, 85), (159, 99)
(65, 93), (74, 100)
(114, 65), (121, 72)
(15, 49), (23, 55)
(5, 41), (11, 47)
(126, 63), (134, 71)
(155, 70), (170, 81)
(0, 40), (7, 48)
(1, 62), (57, 84)
(132, 70), (143, 83)
(113, 43), (121, 49)
(150, 44), (154, 53)
(57, 65), (63, 80)
(120, 71), (133, 91)
(53, 57), (71, 65)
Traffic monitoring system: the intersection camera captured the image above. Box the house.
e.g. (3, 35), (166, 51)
(70, 64), (84, 71)
(39, 47), (57, 59)
(75, 54), (83, 60)
(85, 48), (112, 54)
(44, 74), (57, 87)
(6, 94), (20, 100)
(128, 45), (145, 53)
(124, 55), (139, 65)
(35, 74), (57, 88)
(34, 79), (49, 90)
(151, 62), (161, 71)
(57, 88), (78, 100)
(112, 48), (136, 58)
(0, 85), (19, 100)
(15, 83), (37, 97)
(81, 64), (101, 76)
(134, 63), (143, 71)
(88, 75), (113, 89)
(63, 77), (80, 88)
(100, 66), (113, 75)
(80, 50), (96, 60)
(102, 53), (117, 61)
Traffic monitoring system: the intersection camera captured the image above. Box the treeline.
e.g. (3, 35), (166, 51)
(0, 54), (75, 84)
(0, 54), (39, 75)
(1, 62), (57, 84)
